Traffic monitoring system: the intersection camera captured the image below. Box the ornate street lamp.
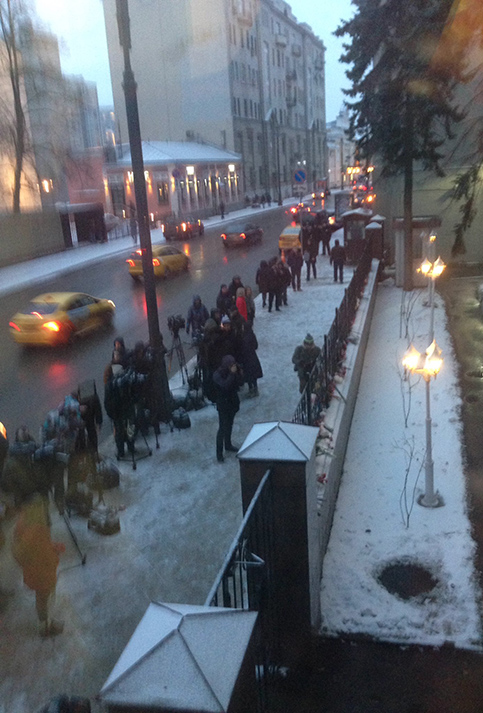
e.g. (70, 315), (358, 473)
(418, 255), (446, 343)
(402, 341), (444, 508)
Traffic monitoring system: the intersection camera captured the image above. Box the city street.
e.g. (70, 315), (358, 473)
(0, 206), (290, 435)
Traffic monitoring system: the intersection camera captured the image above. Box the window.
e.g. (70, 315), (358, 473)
(237, 98), (241, 114)
(157, 182), (169, 205)
(233, 96), (237, 115)
(250, 99), (253, 117)
(240, 27), (244, 47)
(244, 98), (248, 117)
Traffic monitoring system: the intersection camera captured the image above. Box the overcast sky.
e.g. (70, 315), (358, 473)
(34, 0), (354, 121)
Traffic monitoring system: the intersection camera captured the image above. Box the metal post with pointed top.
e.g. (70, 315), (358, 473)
(116, 0), (171, 424)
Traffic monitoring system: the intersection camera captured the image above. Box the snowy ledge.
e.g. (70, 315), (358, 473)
(312, 259), (380, 562)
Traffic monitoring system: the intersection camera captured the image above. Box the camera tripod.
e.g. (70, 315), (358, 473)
(167, 328), (190, 384)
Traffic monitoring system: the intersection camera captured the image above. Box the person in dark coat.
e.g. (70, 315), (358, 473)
(228, 275), (244, 302)
(216, 284), (233, 316)
(287, 248), (303, 291)
(276, 259), (292, 306)
(304, 233), (318, 281)
(292, 333), (321, 393)
(210, 307), (222, 326)
(113, 336), (129, 367)
(267, 258), (280, 312)
(255, 260), (271, 308)
(330, 239), (347, 283)
(198, 318), (224, 402)
(219, 200), (225, 219)
(218, 315), (242, 363)
(240, 322), (263, 397)
(320, 221), (332, 256)
(213, 355), (244, 462)
(186, 295), (209, 342)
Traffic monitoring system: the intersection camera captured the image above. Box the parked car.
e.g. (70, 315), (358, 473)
(161, 216), (204, 240)
(221, 222), (263, 247)
(9, 292), (116, 347)
(126, 244), (190, 279)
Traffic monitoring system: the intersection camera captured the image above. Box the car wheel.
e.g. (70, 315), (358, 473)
(130, 274), (141, 281)
(103, 311), (114, 327)
(200, 226), (204, 236)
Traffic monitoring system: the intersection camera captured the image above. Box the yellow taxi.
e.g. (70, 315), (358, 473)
(126, 244), (190, 280)
(9, 292), (116, 346)
(279, 224), (302, 254)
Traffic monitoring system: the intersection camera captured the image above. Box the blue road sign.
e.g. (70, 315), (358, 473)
(294, 169), (306, 183)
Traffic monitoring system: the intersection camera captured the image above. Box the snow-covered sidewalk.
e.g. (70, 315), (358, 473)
(320, 281), (482, 650)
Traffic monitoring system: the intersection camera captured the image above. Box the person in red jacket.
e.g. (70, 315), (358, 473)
(235, 287), (248, 321)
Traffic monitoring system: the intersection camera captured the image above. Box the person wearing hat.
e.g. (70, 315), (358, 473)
(291, 334), (321, 393)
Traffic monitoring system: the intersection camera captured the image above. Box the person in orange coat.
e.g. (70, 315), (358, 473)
(12, 494), (65, 637)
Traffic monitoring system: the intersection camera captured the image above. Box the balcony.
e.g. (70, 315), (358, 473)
(314, 56), (324, 70)
(275, 33), (288, 47)
(292, 43), (302, 57)
(231, 0), (253, 26)
(286, 69), (297, 82)
(286, 94), (296, 108)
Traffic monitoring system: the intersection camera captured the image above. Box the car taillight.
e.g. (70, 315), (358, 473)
(241, 233), (246, 240)
(329, 217), (335, 225)
(42, 321), (61, 333)
(126, 259), (135, 266)
(161, 224), (165, 232)
(9, 321), (20, 331)
(153, 258), (160, 266)
(290, 207), (296, 214)
(135, 249), (143, 255)
(181, 222), (187, 231)
(221, 233), (227, 240)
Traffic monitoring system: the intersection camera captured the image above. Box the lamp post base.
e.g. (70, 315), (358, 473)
(418, 491), (444, 508)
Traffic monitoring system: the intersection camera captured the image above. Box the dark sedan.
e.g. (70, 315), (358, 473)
(221, 222), (263, 247)
(161, 216), (204, 240)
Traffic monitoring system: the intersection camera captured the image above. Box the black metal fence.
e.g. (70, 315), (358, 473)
(292, 244), (373, 426)
(205, 469), (278, 712)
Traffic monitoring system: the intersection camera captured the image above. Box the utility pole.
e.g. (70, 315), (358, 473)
(116, 0), (171, 424)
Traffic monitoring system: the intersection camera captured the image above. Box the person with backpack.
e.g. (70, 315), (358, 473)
(255, 260), (271, 308)
(287, 248), (303, 291)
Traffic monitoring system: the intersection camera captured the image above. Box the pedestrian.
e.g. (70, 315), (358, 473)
(240, 322), (263, 397)
(219, 315), (242, 362)
(268, 258), (281, 312)
(228, 275), (244, 302)
(321, 221), (332, 256)
(235, 286), (248, 321)
(276, 259), (292, 306)
(198, 318), (223, 402)
(244, 285), (256, 322)
(219, 200), (225, 219)
(260, 193), (266, 208)
(12, 493), (65, 637)
(103, 352), (129, 459)
(287, 248), (303, 291)
(213, 355), (244, 462)
(186, 295), (209, 343)
(255, 260), (271, 308)
(210, 307), (222, 326)
(292, 333), (321, 393)
(266, 193), (272, 207)
(112, 336), (129, 367)
(330, 239), (347, 283)
(216, 284), (233, 316)
(304, 232), (318, 282)
(130, 215), (138, 244)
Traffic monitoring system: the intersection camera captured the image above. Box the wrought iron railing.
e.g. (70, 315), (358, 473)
(292, 244), (373, 426)
(205, 469), (277, 712)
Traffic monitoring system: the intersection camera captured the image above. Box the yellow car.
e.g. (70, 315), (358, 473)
(279, 224), (302, 254)
(126, 244), (190, 280)
(9, 292), (116, 346)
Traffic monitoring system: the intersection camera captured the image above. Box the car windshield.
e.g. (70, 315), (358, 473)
(21, 301), (58, 315)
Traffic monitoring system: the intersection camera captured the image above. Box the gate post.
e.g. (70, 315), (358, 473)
(237, 421), (320, 667)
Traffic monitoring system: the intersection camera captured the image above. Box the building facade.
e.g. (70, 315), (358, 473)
(105, 141), (242, 222)
(326, 107), (356, 190)
(103, 0), (327, 201)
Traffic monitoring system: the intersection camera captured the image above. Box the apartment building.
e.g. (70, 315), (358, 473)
(326, 107), (355, 190)
(103, 0), (327, 201)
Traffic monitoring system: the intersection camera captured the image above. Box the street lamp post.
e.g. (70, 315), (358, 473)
(116, 0), (171, 424)
(419, 255), (446, 343)
(403, 341), (444, 508)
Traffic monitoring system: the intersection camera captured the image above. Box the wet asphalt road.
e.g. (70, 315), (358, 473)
(268, 265), (483, 713)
